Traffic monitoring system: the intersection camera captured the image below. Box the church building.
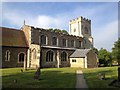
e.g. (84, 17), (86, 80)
(1, 16), (98, 68)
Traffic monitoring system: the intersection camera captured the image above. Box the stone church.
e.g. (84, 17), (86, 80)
(1, 16), (98, 68)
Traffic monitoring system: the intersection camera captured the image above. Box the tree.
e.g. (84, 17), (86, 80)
(48, 28), (54, 32)
(98, 48), (112, 67)
(54, 29), (62, 33)
(112, 38), (120, 81)
(48, 28), (68, 34)
(62, 30), (68, 34)
(112, 38), (120, 65)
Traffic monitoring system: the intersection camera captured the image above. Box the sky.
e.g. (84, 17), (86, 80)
(1, 2), (118, 51)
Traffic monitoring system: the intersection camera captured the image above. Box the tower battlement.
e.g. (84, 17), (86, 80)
(69, 16), (93, 48)
(69, 16), (91, 24)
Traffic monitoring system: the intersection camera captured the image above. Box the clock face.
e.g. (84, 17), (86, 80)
(84, 27), (88, 34)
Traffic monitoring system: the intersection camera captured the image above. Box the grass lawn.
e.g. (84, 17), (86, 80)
(1, 67), (77, 88)
(82, 66), (119, 88)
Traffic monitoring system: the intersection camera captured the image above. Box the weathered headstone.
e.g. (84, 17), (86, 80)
(34, 67), (41, 80)
(20, 69), (23, 72)
(13, 79), (17, 83)
(98, 73), (105, 80)
(118, 67), (120, 82)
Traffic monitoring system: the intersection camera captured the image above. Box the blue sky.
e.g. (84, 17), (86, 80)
(2, 2), (118, 51)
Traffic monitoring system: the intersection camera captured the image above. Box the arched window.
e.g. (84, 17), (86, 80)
(67, 40), (70, 47)
(18, 53), (25, 62)
(33, 49), (37, 60)
(41, 35), (47, 45)
(62, 38), (66, 47)
(84, 27), (88, 34)
(52, 37), (57, 45)
(71, 40), (74, 47)
(78, 41), (81, 48)
(61, 52), (67, 61)
(5, 50), (10, 61)
(46, 51), (54, 62)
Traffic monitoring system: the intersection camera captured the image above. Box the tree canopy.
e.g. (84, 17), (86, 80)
(112, 38), (120, 65)
(98, 48), (112, 66)
(48, 28), (68, 34)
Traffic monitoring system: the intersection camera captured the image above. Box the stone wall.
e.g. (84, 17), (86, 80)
(2, 46), (28, 68)
(40, 48), (74, 68)
(30, 44), (40, 68)
(31, 27), (83, 49)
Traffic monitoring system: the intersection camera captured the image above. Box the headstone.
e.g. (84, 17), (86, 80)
(34, 67), (41, 80)
(20, 69), (23, 72)
(118, 67), (120, 82)
(98, 73), (105, 80)
(13, 79), (17, 83)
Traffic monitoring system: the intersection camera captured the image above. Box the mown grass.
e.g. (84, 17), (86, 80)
(1, 66), (119, 88)
(1, 67), (77, 88)
(82, 66), (119, 89)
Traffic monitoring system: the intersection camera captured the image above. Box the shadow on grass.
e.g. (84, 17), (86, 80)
(2, 69), (76, 88)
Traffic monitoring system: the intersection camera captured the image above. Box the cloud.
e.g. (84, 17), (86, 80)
(2, 2), (118, 51)
(3, 10), (65, 29)
(93, 20), (118, 51)
(1, 0), (119, 2)
(35, 15), (64, 29)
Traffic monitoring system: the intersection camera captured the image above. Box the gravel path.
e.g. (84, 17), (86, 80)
(76, 70), (88, 89)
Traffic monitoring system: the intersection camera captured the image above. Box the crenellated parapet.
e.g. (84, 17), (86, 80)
(69, 16), (91, 24)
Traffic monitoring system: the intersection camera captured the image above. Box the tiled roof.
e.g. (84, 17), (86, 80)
(70, 49), (91, 58)
(0, 27), (29, 47)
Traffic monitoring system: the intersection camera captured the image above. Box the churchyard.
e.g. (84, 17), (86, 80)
(1, 66), (119, 88)
(83, 66), (119, 88)
(1, 68), (77, 88)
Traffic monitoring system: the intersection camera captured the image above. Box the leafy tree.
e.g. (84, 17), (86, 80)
(112, 38), (120, 65)
(54, 29), (62, 33)
(98, 48), (112, 67)
(62, 30), (68, 34)
(48, 28), (68, 34)
(48, 28), (54, 32)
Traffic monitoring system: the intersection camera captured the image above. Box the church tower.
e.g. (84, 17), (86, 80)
(69, 16), (93, 49)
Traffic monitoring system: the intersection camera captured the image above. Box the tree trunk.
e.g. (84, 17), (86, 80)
(118, 66), (120, 82)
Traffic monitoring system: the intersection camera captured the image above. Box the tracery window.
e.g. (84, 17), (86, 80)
(61, 52), (67, 61)
(62, 38), (66, 47)
(18, 53), (25, 62)
(71, 40), (74, 47)
(78, 41), (81, 48)
(41, 35), (47, 45)
(52, 37), (57, 45)
(46, 51), (54, 62)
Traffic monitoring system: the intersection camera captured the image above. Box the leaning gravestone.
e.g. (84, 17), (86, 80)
(118, 67), (120, 82)
(34, 67), (41, 80)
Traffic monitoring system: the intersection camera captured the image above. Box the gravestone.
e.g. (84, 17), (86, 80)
(13, 79), (17, 83)
(20, 69), (23, 72)
(118, 67), (120, 82)
(98, 73), (105, 80)
(34, 67), (41, 80)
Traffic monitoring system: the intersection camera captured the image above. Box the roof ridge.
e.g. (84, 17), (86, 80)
(0, 27), (21, 31)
